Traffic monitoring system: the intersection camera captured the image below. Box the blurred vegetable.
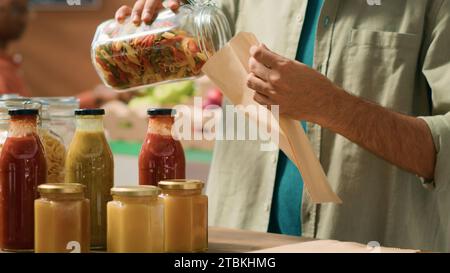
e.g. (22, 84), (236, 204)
(128, 81), (196, 108)
(203, 87), (223, 109)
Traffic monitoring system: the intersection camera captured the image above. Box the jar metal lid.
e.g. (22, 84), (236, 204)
(158, 180), (204, 190)
(111, 186), (161, 197)
(147, 108), (176, 116)
(9, 109), (39, 116)
(75, 109), (105, 116)
(38, 183), (86, 194)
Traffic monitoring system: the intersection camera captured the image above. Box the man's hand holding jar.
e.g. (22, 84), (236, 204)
(115, 0), (184, 25)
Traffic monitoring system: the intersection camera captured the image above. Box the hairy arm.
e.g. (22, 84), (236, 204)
(247, 45), (437, 180)
(318, 87), (436, 180)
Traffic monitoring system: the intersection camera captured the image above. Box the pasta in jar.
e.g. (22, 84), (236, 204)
(38, 128), (66, 184)
(91, 1), (231, 91)
(34, 98), (67, 184)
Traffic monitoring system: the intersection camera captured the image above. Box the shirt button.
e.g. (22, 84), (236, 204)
(323, 16), (330, 27)
(265, 204), (271, 212)
(272, 155), (278, 164)
(296, 15), (304, 22)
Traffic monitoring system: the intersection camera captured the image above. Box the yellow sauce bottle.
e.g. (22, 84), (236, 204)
(65, 109), (114, 249)
(35, 183), (90, 253)
(107, 186), (164, 253)
(159, 180), (208, 253)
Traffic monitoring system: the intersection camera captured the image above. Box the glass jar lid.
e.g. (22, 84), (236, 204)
(0, 94), (22, 100)
(158, 179), (204, 190)
(0, 98), (41, 119)
(111, 186), (161, 197)
(38, 183), (86, 194)
(34, 97), (78, 105)
(33, 97), (79, 118)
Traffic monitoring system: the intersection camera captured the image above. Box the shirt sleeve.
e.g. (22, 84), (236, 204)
(418, 0), (450, 191)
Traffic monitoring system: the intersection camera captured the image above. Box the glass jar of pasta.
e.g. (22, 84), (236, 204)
(36, 100), (67, 184)
(33, 97), (79, 148)
(91, 0), (231, 91)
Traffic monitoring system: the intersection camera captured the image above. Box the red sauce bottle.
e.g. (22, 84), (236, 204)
(139, 108), (185, 186)
(0, 109), (47, 251)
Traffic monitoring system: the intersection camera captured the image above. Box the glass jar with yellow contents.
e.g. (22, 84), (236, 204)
(35, 183), (90, 253)
(158, 180), (208, 253)
(107, 186), (164, 253)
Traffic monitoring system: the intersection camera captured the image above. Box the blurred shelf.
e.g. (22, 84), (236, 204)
(109, 140), (213, 164)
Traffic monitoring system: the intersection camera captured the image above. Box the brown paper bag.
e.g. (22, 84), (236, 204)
(251, 240), (418, 253)
(202, 32), (342, 203)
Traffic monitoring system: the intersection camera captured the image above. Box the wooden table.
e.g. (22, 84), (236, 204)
(208, 227), (313, 253)
(2, 227), (419, 253)
(0, 227), (311, 253)
(208, 228), (422, 253)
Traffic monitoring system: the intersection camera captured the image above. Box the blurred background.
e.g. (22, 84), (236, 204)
(11, 0), (123, 96)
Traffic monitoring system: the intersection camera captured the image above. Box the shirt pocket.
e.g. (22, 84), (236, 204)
(348, 29), (419, 50)
(339, 29), (421, 112)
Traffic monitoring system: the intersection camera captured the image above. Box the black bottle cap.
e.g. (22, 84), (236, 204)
(8, 109), (39, 116)
(74, 109), (105, 116)
(147, 108), (176, 116)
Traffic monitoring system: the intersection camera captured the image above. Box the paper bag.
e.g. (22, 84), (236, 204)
(202, 32), (341, 203)
(251, 240), (418, 253)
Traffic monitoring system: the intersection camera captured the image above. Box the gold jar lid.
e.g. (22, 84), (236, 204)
(38, 183), (86, 194)
(158, 180), (204, 190)
(111, 186), (161, 197)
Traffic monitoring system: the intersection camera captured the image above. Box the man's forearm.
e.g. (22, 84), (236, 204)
(315, 87), (437, 180)
(245, 44), (437, 179)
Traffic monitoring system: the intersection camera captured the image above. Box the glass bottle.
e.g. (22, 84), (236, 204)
(0, 98), (39, 153)
(35, 183), (90, 253)
(139, 108), (185, 186)
(107, 186), (164, 253)
(0, 109), (47, 252)
(159, 180), (208, 253)
(65, 109), (114, 249)
(91, 0), (232, 90)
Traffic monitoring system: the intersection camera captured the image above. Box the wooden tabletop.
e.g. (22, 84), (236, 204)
(0, 227), (311, 253)
(208, 227), (313, 253)
(3, 227), (421, 253)
(0, 228), (421, 253)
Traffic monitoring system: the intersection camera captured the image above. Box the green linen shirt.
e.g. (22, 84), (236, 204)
(206, 0), (450, 252)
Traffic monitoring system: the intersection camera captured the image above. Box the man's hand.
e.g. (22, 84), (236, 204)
(246, 44), (437, 180)
(247, 44), (340, 124)
(115, 0), (182, 25)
